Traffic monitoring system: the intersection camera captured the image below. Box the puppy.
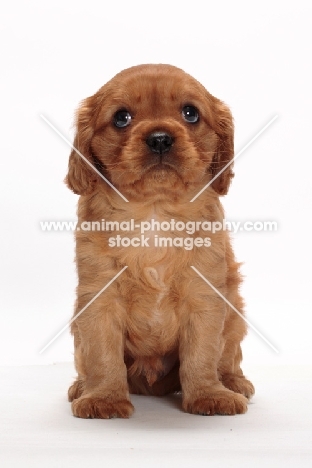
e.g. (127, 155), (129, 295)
(66, 64), (254, 418)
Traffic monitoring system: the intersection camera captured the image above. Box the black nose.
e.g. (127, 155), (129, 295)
(146, 132), (173, 154)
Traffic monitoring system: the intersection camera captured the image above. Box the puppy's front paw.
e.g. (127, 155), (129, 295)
(72, 396), (134, 419)
(183, 390), (248, 415)
(221, 374), (255, 399)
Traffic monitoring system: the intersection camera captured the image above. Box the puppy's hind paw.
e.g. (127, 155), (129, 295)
(72, 396), (134, 419)
(68, 379), (85, 402)
(221, 374), (255, 399)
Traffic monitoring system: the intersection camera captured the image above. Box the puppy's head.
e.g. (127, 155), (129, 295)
(66, 64), (234, 200)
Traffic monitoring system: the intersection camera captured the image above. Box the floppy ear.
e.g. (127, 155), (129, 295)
(209, 100), (234, 195)
(65, 96), (100, 195)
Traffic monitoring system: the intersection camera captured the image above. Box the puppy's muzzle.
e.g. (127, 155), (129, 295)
(146, 132), (174, 155)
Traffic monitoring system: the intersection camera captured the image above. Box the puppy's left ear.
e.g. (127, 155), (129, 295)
(209, 100), (234, 195)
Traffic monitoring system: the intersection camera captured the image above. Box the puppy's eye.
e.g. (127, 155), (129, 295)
(114, 110), (132, 128)
(182, 105), (199, 123)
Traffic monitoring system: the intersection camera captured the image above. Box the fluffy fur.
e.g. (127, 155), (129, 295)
(66, 64), (254, 419)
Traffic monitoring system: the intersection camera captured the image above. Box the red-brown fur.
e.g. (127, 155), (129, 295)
(66, 64), (254, 418)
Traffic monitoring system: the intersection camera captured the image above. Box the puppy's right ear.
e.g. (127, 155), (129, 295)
(65, 96), (99, 195)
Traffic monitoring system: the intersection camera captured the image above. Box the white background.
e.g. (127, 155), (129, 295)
(2, 0), (311, 367)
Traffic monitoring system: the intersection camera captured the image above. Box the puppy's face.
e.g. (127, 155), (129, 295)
(66, 65), (234, 200)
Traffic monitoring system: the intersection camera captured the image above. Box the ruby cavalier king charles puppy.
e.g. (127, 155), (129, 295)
(65, 64), (254, 418)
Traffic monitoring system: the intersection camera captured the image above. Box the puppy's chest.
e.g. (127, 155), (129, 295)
(125, 265), (178, 355)
(132, 264), (171, 326)
(125, 214), (179, 323)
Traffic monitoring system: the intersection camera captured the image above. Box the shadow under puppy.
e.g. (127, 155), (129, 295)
(66, 64), (254, 418)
